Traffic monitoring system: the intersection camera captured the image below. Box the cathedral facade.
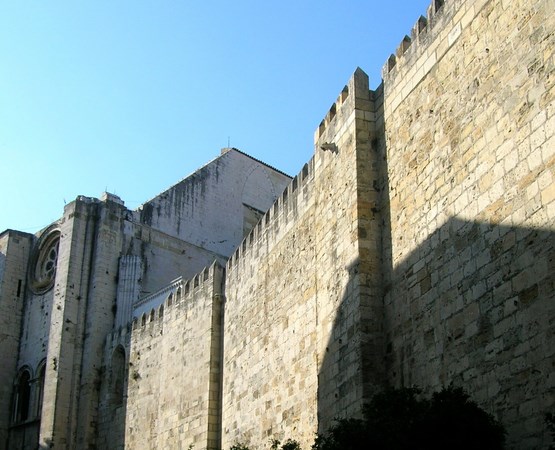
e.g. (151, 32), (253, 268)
(1, 0), (554, 448)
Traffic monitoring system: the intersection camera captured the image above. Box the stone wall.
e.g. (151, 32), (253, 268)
(96, 327), (132, 450)
(0, 147), (289, 449)
(222, 69), (384, 449)
(0, 230), (32, 449)
(125, 263), (224, 450)
(129, 222), (226, 299)
(138, 148), (291, 258)
(381, 0), (555, 447)
(2, 1), (554, 448)
(38, 197), (101, 449)
(73, 195), (131, 449)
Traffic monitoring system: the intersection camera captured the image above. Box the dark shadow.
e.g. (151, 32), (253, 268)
(318, 215), (555, 448)
(7, 367), (41, 450)
(318, 70), (554, 446)
(96, 341), (130, 450)
(7, 421), (40, 450)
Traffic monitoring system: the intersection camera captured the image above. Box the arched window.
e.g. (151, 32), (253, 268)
(13, 369), (31, 423)
(111, 346), (126, 407)
(36, 361), (46, 418)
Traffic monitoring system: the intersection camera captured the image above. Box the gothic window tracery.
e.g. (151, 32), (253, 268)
(29, 228), (61, 294)
(36, 361), (46, 418)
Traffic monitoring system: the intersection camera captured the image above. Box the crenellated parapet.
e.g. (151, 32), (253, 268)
(127, 261), (224, 450)
(132, 261), (223, 331)
(315, 85), (350, 142)
(380, 0), (490, 114)
(314, 67), (383, 148)
(227, 156), (316, 273)
(227, 66), (383, 280)
(222, 66), (389, 448)
(382, 0), (447, 79)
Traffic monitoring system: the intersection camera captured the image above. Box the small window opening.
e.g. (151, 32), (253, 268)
(13, 370), (31, 423)
(36, 362), (46, 418)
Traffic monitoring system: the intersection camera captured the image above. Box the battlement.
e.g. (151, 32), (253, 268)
(381, 0), (448, 79)
(379, 0), (489, 115)
(227, 156), (316, 272)
(315, 85), (350, 142)
(227, 67), (380, 273)
(314, 67), (379, 145)
(132, 261), (223, 330)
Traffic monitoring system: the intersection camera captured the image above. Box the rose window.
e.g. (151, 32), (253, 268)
(38, 240), (59, 283)
(30, 230), (61, 294)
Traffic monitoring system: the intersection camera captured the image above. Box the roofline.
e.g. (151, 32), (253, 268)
(0, 228), (35, 239)
(221, 147), (293, 179)
(137, 147), (292, 211)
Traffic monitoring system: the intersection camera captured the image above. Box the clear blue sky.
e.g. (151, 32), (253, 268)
(1, 1), (430, 234)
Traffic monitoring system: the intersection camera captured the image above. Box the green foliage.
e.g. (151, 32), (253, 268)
(280, 439), (302, 450)
(312, 418), (367, 450)
(230, 444), (251, 450)
(230, 388), (505, 450)
(271, 438), (301, 450)
(364, 386), (427, 449)
(313, 385), (506, 450)
(232, 438), (301, 450)
(417, 385), (506, 450)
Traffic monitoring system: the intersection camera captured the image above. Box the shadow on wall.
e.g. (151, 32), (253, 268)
(98, 344), (128, 450)
(7, 424), (40, 450)
(0, 251), (5, 277)
(318, 217), (555, 448)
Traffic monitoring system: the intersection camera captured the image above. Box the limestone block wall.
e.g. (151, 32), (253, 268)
(66, 194), (225, 448)
(129, 223), (226, 299)
(32, 195), (130, 449)
(38, 197), (101, 450)
(223, 157), (319, 449)
(125, 263), (224, 450)
(95, 202), (232, 449)
(0, 230), (32, 448)
(138, 148), (291, 258)
(222, 69), (384, 449)
(16, 223), (66, 380)
(9, 226), (58, 450)
(17, 280), (54, 377)
(381, 0), (555, 447)
(73, 196), (131, 449)
(96, 327), (132, 450)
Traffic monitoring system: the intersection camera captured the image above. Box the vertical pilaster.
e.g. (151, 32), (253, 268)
(0, 230), (33, 448)
(314, 68), (385, 429)
(115, 256), (143, 329)
(38, 198), (98, 449)
(75, 196), (127, 449)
